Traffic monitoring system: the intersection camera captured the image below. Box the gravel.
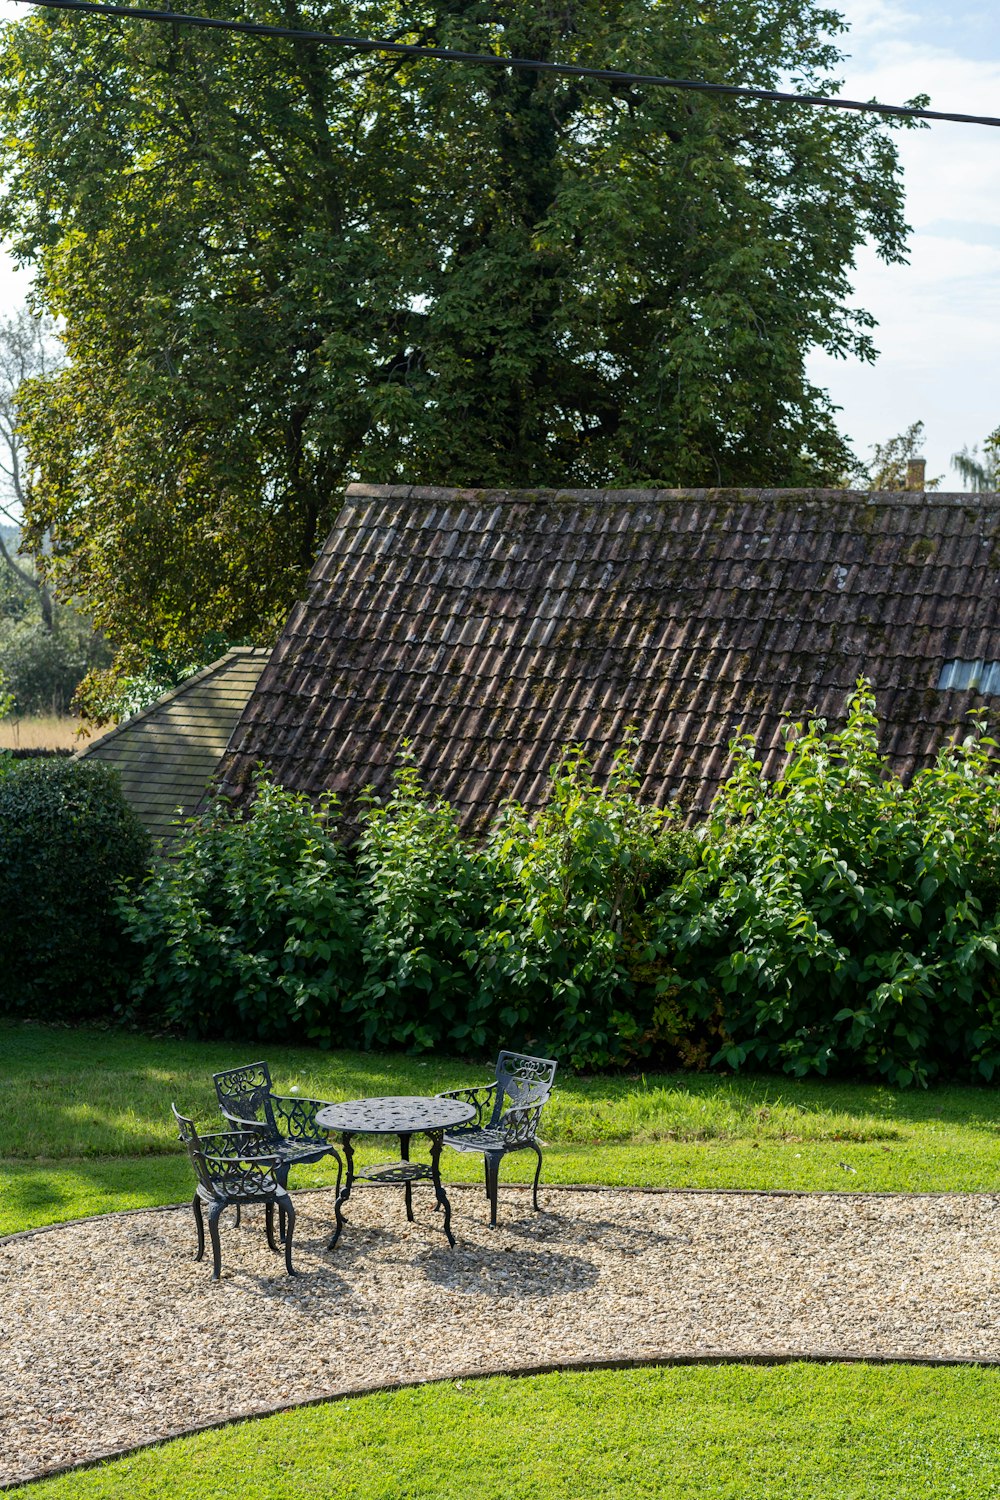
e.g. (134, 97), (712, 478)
(3, 1184), (1000, 1487)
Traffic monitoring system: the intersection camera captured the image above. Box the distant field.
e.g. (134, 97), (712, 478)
(0, 715), (87, 750)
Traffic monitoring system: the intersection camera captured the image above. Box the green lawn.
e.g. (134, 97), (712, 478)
(4, 1018), (1000, 1498)
(10, 1364), (1000, 1500)
(3, 1019), (1000, 1236)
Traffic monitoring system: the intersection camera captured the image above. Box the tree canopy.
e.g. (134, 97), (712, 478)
(0, 0), (916, 658)
(0, 307), (61, 628)
(853, 419), (942, 491)
(952, 436), (1000, 492)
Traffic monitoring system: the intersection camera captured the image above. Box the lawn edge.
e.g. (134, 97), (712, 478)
(4, 1179), (999, 1246)
(4, 1348), (998, 1493)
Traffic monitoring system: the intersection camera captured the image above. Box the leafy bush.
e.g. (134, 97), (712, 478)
(0, 757), (151, 1014)
(115, 686), (1000, 1083)
(353, 757), (492, 1051)
(649, 684), (1000, 1086)
(119, 754), (673, 1065)
(479, 747), (669, 1067)
(73, 633), (242, 726)
(118, 775), (363, 1041)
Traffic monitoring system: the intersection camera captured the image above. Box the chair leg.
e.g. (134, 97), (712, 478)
(265, 1200), (280, 1253)
(282, 1198), (297, 1276)
(235, 1202), (241, 1228)
(530, 1142), (543, 1211)
(277, 1167), (289, 1243)
(485, 1153), (501, 1229)
(207, 1201), (224, 1280)
(192, 1193), (205, 1261)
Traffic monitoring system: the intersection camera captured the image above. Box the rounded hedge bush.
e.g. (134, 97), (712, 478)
(0, 756), (151, 1015)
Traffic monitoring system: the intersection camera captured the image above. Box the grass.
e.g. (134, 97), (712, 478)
(4, 1019), (1000, 1236)
(6, 1018), (1000, 1498)
(0, 714), (84, 750)
(9, 1364), (1000, 1499)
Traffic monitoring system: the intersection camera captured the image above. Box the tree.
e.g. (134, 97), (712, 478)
(0, 0), (919, 660)
(0, 525), (111, 717)
(952, 438), (1000, 492)
(0, 306), (61, 629)
(0, 306), (111, 717)
(851, 420), (942, 491)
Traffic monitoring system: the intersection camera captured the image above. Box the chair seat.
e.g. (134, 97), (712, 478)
(272, 1139), (331, 1166)
(197, 1181), (284, 1205)
(443, 1125), (512, 1153)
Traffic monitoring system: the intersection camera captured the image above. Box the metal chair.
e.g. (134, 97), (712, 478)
(213, 1061), (343, 1235)
(171, 1104), (297, 1279)
(438, 1051), (558, 1228)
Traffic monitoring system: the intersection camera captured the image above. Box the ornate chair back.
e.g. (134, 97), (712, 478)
(213, 1061), (279, 1144)
(171, 1103), (217, 1195)
(490, 1051), (557, 1144)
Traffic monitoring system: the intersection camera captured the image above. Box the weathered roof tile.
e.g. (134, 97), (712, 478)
(215, 488), (1000, 831)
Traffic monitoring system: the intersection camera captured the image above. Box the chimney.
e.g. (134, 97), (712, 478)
(905, 457), (926, 491)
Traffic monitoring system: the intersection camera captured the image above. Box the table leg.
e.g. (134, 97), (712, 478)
(399, 1132), (414, 1221)
(429, 1130), (455, 1247)
(327, 1133), (354, 1250)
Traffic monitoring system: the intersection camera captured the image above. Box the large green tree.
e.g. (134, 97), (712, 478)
(0, 0), (916, 658)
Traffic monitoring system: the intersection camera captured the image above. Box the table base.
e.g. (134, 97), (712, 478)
(326, 1130), (456, 1250)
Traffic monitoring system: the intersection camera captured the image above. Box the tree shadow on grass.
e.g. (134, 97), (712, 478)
(0, 1155), (190, 1235)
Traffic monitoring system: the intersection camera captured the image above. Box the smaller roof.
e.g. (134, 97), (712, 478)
(79, 647), (269, 841)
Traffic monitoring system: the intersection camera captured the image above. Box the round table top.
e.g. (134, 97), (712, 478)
(315, 1095), (477, 1135)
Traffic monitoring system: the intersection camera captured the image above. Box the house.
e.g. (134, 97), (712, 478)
(79, 646), (269, 841)
(215, 485), (1000, 831)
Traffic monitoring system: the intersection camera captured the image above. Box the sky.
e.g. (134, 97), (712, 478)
(0, 0), (995, 489)
(806, 0), (1000, 486)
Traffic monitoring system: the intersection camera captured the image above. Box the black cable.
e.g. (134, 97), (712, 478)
(9, 0), (1000, 129)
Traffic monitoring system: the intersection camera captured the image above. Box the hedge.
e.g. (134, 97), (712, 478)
(9, 683), (1000, 1085)
(0, 756), (151, 1014)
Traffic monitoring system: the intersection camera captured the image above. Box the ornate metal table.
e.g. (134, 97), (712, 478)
(315, 1095), (476, 1249)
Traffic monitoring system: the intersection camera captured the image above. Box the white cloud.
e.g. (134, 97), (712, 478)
(836, 53), (1000, 239)
(797, 12), (1000, 484)
(810, 231), (1000, 471)
(833, 0), (919, 46)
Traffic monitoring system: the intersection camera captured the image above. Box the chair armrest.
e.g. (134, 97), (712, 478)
(218, 1104), (270, 1135)
(438, 1083), (497, 1127)
(271, 1093), (336, 1143)
(198, 1128), (274, 1157)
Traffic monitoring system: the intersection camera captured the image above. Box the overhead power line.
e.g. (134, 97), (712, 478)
(10, 0), (1000, 130)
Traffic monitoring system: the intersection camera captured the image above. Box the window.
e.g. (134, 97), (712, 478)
(936, 660), (1000, 695)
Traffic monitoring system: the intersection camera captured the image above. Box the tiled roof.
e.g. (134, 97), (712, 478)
(216, 486), (1000, 831)
(79, 647), (269, 842)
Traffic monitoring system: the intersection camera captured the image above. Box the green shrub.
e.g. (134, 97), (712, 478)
(354, 757), (493, 1051)
(649, 684), (1000, 1086)
(74, 632), (238, 725)
(479, 747), (668, 1068)
(0, 757), (151, 1014)
(118, 774), (363, 1041)
(114, 686), (1000, 1083)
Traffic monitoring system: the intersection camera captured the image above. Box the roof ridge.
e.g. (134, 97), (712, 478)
(343, 484), (1000, 509)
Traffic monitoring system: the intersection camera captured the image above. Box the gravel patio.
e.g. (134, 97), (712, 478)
(3, 1184), (1000, 1488)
